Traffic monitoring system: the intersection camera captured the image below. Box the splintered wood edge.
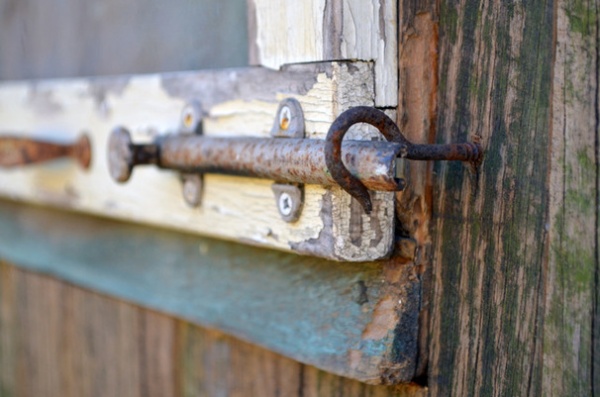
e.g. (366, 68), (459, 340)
(247, 0), (398, 107)
(0, 62), (396, 262)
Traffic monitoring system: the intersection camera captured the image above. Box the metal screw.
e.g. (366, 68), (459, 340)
(278, 192), (293, 216)
(272, 183), (304, 222)
(270, 98), (305, 139)
(180, 102), (203, 134)
(182, 174), (202, 207)
(279, 106), (291, 130)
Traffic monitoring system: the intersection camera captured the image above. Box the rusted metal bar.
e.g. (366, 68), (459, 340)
(109, 106), (483, 215)
(0, 134), (91, 169)
(108, 127), (405, 191)
(406, 143), (481, 162)
(325, 107), (483, 213)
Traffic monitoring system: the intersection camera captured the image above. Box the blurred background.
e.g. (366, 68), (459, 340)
(0, 0), (248, 80)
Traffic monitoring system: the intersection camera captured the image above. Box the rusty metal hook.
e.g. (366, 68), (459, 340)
(325, 107), (482, 214)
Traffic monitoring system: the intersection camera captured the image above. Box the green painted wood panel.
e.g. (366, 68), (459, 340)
(0, 261), (426, 396)
(0, 199), (420, 384)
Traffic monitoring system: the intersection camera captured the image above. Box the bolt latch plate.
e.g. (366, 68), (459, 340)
(272, 183), (304, 223)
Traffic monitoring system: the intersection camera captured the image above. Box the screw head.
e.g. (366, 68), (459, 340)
(278, 192), (293, 216)
(180, 102), (203, 134)
(279, 106), (291, 130)
(272, 183), (303, 222)
(182, 174), (202, 207)
(270, 98), (305, 139)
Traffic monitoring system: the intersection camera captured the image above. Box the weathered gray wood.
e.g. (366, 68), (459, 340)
(544, 1), (599, 395)
(425, 1), (584, 396)
(0, 0), (248, 80)
(0, 199), (420, 384)
(0, 261), (428, 396)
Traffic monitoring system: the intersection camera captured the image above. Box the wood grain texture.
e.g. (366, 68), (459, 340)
(0, 261), (427, 397)
(0, 199), (420, 384)
(395, 0), (439, 378)
(428, 1), (555, 396)
(544, 0), (599, 395)
(247, 0), (398, 107)
(0, 62), (396, 262)
(0, 0), (248, 80)
(395, 0), (600, 394)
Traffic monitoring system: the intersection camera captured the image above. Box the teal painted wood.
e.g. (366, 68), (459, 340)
(0, 199), (420, 384)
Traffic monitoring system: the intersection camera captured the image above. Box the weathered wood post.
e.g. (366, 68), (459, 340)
(402, 0), (598, 395)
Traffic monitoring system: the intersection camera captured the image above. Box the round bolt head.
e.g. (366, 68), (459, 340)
(278, 192), (293, 216)
(107, 127), (134, 183)
(182, 174), (203, 207)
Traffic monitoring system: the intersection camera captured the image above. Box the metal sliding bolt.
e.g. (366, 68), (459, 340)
(108, 126), (204, 207)
(0, 134), (92, 169)
(107, 104), (482, 216)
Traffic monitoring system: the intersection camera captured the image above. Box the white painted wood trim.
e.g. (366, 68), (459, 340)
(0, 62), (396, 261)
(248, 0), (398, 107)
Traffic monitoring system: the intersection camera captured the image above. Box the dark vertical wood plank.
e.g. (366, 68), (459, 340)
(301, 365), (425, 397)
(430, 1), (554, 396)
(177, 325), (233, 397)
(140, 311), (176, 397)
(544, 0), (599, 395)
(224, 334), (300, 396)
(14, 265), (64, 397)
(0, 262), (16, 397)
(176, 319), (426, 397)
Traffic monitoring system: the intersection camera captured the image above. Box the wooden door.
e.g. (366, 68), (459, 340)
(0, 1), (597, 396)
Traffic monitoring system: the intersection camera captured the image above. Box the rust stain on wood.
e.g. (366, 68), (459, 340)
(362, 295), (399, 340)
(396, 9), (439, 378)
